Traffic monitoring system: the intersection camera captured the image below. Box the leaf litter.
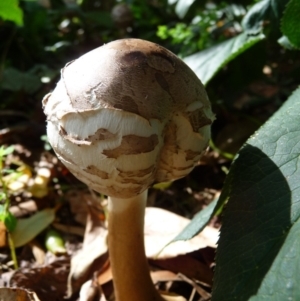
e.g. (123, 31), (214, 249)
(0, 118), (222, 301)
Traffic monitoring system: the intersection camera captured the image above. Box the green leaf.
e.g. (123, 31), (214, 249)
(281, 0), (300, 48)
(1, 68), (41, 94)
(152, 181), (172, 190)
(0, 206), (17, 232)
(278, 35), (297, 50)
(242, 0), (289, 34)
(166, 167), (233, 245)
(169, 198), (218, 242)
(0, 0), (23, 26)
(0, 146), (14, 157)
(11, 208), (55, 247)
(212, 86), (300, 301)
(45, 229), (66, 255)
(0, 193), (6, 202)
(175, 0), (196, 19)
(184, 32), (265, 85)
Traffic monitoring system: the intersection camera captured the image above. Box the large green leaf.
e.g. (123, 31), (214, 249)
(11, 208), (55, 248)
(175, 0), (196, 19)
(242, 0), (289, 34)
(168, 198), (218, 243)
(0, 0), (23, 26)
(1, 68), (41, 94)
(281, 0), (300, 48)
(184, 32), (265, 85)
(212, 86), (300, 301)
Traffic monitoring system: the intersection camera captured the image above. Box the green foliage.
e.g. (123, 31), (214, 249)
(155, 1), (300, 299)
(0, 0), (23, 26)
(184, 32), (265, 85)
(168, 198), (219, 243)
(175, 0), (197, 19)
(45, 228), (67, 255)
(11, 208), (56, 248)
(0, 205), (17, 232)
(157, 2), (246, 56)
(281, 0), (300, 48)
(242, 0), (289, 34)
(1, 67), (42, 94)
(0, 145), (18, 269)
(0, 145), (15, 212)
(212, 86), (300, 301)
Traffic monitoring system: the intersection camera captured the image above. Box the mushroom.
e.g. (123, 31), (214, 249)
(42, 39), (214, 301)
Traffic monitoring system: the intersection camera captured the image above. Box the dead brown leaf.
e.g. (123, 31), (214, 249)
(150, 253), (213, 286)
(10, 201), (38, 218)
(0, 221), (7, 248)
(144, 207), (218, 259)
(66, 189), (91, 225)
(150, 270), (181, 283)
(67, 203), (108, 298)
(9, 257), (69, 301)
(28, 241), (46, 265)
(79, 278), (106, 301)
(0, 287), (40, 301)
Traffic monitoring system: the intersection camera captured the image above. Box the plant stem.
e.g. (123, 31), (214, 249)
(108, 190), (165, 301)
(8, 232), (18, 269)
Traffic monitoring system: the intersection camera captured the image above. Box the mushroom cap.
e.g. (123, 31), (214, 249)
(43, 39), (214, 198)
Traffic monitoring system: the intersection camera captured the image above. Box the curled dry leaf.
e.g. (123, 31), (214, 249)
(158, 292), (187, 301)
(144, 207), (218, 258)
(9, 257), (69, 301)
(67, 205), (108, 297)
(79, 277), (108, 301)
(0, 287), (41, 301)
(150, 254), (213, 286)
(68, 204), (217, 297)
(29, 241), (46, 265)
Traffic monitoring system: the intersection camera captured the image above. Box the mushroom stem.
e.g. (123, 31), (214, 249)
(108, 190), (165, 301)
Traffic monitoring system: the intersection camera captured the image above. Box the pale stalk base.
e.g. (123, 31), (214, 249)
(108, 190), (165, 301)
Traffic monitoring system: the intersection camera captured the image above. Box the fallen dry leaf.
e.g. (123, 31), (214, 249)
(67, 203), (218, 299)
(53, 222), (85, 237)
(144, 207), (218, 258)
(150, 253), (213, 286)
(9, 257), (69, 301)
(97, 260), (112, 285)
(67, 204), (108, 298)
(0, 221), (7, 248)
(66, 189), (90, 225)
(10, 201), (38, 218)
(79, 278), (105, 301)
(0, 287), (40, 301)
(177, 273), (211, 300)
(28, 241), (46, 265)
(150, 270), (181, 283)
(159, 291), (187, 301)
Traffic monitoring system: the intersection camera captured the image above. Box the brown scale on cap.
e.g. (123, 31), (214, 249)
(102, 134), (159, 158)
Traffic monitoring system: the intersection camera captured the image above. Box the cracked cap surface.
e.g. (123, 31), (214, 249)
(43, 38), (214, 198)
